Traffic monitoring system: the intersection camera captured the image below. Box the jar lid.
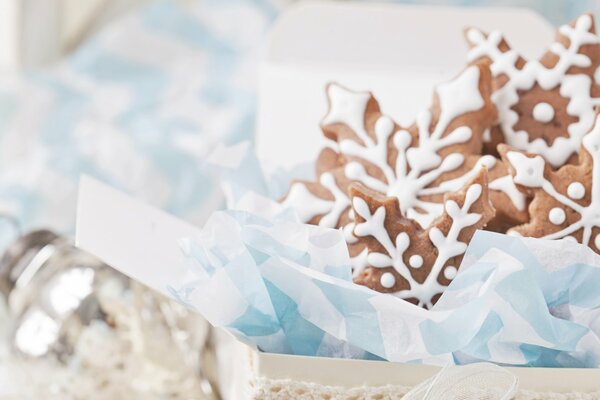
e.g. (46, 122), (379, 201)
(0, 229), (62, 297)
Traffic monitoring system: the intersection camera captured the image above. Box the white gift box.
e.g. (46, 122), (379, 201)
(76, 177), (600, 398)
(76, 2), (600, 398)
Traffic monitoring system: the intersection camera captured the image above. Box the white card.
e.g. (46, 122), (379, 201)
(76, 176), (201, 295)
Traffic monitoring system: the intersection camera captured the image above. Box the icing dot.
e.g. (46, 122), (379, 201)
(595, 235), (600, 250)
(532, 102), (555, 123)
(444, 266), (457, 280)
(466, 28), (482, 43)
(548, 207), (566, 225)
(595, 65), (600, 85)
(375, 116), (394, 138)
(345, 162), (364, 179)
(380, 272), (395, 289)
(409, 255), (423, 269)
(393, 129), (412, 150)
(567, 182), (585, 199)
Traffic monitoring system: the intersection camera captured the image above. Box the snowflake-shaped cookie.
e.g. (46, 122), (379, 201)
(283, 62), (523, 237)
(500, 110), (600, 252)
(466, 13), (600, 167)
(350, 169), (494, 308)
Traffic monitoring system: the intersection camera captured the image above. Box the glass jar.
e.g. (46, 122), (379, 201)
(0, 229), (220, 399)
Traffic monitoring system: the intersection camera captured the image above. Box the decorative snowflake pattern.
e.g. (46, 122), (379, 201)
(500, 111), (600, 253)
(283, 62), (498, 229)
(350, 169), (494, 308)
(466, 13), (600, 168)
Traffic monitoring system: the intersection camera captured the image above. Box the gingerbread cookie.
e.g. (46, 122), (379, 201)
(283, 62), (522, 235)
(350, 168), (494, 308)
(466, 13), (600, 167)
(499, 110), (600, 253)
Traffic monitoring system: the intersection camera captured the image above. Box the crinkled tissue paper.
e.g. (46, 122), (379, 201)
(96, 142), (600, 368)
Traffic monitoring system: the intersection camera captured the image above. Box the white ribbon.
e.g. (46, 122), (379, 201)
(403, 362), (518, 400)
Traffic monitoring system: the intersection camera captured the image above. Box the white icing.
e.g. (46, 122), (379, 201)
(443, 266), (457, 280)
(595, 65), (600, 84)
(567, 181), (585, 199)
(351, 247), (369, 279)
(434, 65), (485, 129)
(595, 234), (600, 249)
(323, 66), (487, 230)
(318, 173), (351, 228)
(322, 85), (373, 146)
(343, 222), (358, 244)
(467, 14), (600, 167)
(548, 207), (566, 225)
(532, 102), (555, 123)
(506, 151), (546, 188)
(282, 183), (333, 223)
(322, 138), (340, 153)
(352, 182), (484, 308)
(409, 255), (423, 269)
(506, 114), (600, 247)
(489, 174), (527, 211)
(421, 155), (495, 196)
(281, 173), (349, 228)
(380, 272), (396, 288)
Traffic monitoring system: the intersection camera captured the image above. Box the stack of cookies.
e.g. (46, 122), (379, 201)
(281, 13), (600, 308)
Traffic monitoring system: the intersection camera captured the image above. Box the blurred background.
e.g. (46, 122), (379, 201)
(0, 0), (599, 399)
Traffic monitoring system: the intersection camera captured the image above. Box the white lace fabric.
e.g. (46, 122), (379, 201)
(246, 378), (600, 400)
